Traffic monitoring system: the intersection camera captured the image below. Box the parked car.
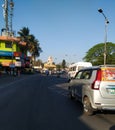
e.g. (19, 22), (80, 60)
(68, 65), (115, 115)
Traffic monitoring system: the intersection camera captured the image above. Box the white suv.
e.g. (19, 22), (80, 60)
(68, 65), (115, 115)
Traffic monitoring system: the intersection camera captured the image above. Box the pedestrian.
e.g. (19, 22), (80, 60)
(45, 70), (49, 76)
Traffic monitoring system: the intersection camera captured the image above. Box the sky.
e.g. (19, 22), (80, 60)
(0, 0), (115, 64)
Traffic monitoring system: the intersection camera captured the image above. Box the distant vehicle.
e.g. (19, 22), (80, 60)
(68, 62), (92, 80)
(68, 65), (115, 115)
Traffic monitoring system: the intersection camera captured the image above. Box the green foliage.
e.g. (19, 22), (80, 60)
(83, 42), (115, 65)
(56, 64), (61, 71)
(61, 59), (66, 69)
(18, 27), (42, 57)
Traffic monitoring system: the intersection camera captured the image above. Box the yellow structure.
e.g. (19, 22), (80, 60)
(44, 63), (56, 69)
(44, 56), (56, 70)
(0, 35), (25, 67)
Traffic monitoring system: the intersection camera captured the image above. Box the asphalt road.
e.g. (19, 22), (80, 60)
(0, 74), (115, 130)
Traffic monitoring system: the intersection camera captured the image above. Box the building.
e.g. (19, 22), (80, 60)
(44, 56), (56, 70)
(0, 33), (27, 73)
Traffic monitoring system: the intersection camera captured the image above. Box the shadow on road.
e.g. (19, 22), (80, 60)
(0, 74), (92, 130)
(42, 75), (92, 130)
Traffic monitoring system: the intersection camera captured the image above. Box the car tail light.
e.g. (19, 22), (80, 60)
(91, 69), (102, 90)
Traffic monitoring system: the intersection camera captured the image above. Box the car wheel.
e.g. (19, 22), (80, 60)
(83, 97), (94, 116)
(68, 88), (75, 99)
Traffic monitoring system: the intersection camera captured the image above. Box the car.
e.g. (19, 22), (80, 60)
(68, 65), (115, 115)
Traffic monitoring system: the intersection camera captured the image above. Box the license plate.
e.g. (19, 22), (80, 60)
(107, 88), (115, 94)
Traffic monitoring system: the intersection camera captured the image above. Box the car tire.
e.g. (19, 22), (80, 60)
(68, 87), (75, 99)
(83, 97), (94, 116)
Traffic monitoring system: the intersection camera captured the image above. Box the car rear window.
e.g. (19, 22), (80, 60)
(101, 67), (115, 81)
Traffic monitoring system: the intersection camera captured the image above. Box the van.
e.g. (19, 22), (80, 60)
(68, 62), (92, 80)
(68, 65), (115, 115)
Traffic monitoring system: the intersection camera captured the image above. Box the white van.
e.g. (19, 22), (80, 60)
(68, 62), (92, 80)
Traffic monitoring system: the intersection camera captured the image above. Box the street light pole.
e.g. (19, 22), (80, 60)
(98, 9), (109, 66)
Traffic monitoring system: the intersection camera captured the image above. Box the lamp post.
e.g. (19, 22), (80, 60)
(98, 9), (109, 66)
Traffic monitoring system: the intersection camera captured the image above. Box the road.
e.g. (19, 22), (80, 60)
(0, 74), (115, 130)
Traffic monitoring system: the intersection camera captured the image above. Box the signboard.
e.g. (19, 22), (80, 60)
(15, 61), (21, 67)
(0, 51), (13, 56)
(102, 68), (115, 81)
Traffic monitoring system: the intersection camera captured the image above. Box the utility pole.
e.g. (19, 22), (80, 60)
(2, 0), (15, 71)
(2, 0), (14, 36)
(2, 0), (8, 33)
(10, 0), (14, 35)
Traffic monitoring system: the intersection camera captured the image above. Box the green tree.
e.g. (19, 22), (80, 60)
(83, 42), (115, 65)
(18, 27), (42, 59)
(56, 64), (61, 71)
(34, 59), (43, 66)
(28, 34), (42, 61)
(18, 27), (30, 54)
(61, 59), (66, 69)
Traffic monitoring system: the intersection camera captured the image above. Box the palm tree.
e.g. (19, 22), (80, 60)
(18, 27), (42, 59)
(18, 27), (31, 54)
(28, 34), (42, 63)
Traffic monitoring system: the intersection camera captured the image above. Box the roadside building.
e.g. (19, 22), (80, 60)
(0, 32), (26, 74)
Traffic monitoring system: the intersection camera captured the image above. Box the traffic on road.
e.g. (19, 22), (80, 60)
(0, 73), (115, 130)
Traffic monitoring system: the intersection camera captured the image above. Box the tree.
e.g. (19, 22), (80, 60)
(28, 34), (42, 61)
(18, 27), (42, 59)
(83, 42), (115, 65)
(18, 27), (30, 54)
(56, 64), (61, 71)
(61, 59), (66, 69)
(34, 59), (43, 66)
